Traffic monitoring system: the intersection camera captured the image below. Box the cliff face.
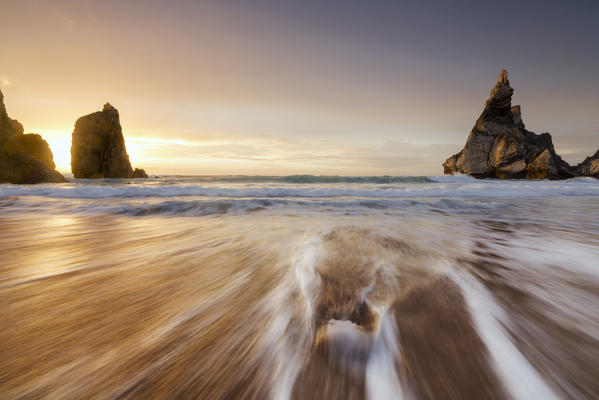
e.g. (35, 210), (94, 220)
(71, 103), (147, 179)
(0, 90), (66, 184)
(443, 70), (576, 179)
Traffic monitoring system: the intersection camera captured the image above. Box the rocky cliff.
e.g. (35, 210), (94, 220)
(0, 90), (66, 184)
(577, 150), (599, 177)
(443, 70), (577, 179)
(71, 103), (147, 179)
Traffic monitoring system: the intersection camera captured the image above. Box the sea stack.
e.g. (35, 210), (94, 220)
(443, 70), (576, 179)
(71, 103), (147, 179)
(0, 89), (66, 184)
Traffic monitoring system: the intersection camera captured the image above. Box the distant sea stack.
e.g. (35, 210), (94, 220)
(71, 103), (147, 179)
(0, 89), (66, 184)
(443, 70), (577, 179)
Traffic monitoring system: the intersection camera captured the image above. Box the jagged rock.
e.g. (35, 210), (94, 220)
(0, 90), (65, 184)
(71, 103), (147, 179)
(577, 150), (599, 177)
(0, 91), (24, 142)
(0, 92), (24, 143)
(443, 70), (576, 179)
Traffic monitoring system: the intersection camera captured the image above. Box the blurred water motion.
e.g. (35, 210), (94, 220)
(1, 175), (599, 399)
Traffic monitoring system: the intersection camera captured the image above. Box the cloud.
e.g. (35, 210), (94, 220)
(1, 77), (11, 86)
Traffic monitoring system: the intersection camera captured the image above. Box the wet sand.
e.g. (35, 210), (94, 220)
(1, 178), (599, 399)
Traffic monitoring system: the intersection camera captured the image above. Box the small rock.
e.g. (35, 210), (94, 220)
(132, 168), (148, 178)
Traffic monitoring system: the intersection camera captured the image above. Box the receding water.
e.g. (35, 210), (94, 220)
(1, 175), (599, 399)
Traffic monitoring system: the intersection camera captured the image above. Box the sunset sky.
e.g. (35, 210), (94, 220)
(2, 0), (598, 175)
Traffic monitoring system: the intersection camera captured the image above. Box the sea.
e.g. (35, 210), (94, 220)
(1, 174), (598, 399)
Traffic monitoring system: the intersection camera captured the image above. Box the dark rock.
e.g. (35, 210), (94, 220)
(71, 103), (147, 178)
(0, 90), (66, 184)
(0, 150), (65, 184)
(443, 70), (576, 179)
(5, 133), (56, 170)
(577, 150), (599, 177)
(0, 90), (24, 143)
(132, 168), (148, 178)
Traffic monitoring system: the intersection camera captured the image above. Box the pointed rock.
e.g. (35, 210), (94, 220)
(71, 103), (147, 178)
(443, 70), (575, 179)
(481, 69), (514, 122)
(103, 102), (117, 112)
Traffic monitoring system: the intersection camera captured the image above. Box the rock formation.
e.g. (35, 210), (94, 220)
(577, 150), (599, 177)
(71, 103), (147, 179)
(0, 89), (66, 184)
(443, 70), (576, 179)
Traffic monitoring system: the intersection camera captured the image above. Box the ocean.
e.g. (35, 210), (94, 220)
(1, 175), (598, 399)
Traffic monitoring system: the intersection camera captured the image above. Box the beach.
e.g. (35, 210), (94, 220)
(1, 175), (598, 399)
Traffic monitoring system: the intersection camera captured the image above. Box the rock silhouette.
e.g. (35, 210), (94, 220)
(71, 103), (147, 179)
(443, 70), (576, 179)
(0, 89), (66, 184)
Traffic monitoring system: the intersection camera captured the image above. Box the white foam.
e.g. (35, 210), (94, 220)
(292, 234), (325, 318)
(365, 307), (404, 400)
(447, 267), (558, 400)
(477, 233), (599, 348)
(257, 234), (325, 400)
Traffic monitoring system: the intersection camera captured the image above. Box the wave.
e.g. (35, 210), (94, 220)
(123, 175), (436, 184)
(1, 177), (598, 200)
(0, 196), (515, 217)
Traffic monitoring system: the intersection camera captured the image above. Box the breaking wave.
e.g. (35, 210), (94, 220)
(0, 175), (597, 201)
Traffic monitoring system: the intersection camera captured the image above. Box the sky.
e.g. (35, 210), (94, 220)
(1, 0), (598, 175)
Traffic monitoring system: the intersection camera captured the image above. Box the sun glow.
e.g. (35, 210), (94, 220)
(43, 135), (72, 173)
(123, 138), (155, 168)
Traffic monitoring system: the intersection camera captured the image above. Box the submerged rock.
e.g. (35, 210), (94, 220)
(71, 103), (147, 178)
(443, 70), (576, 179)
(0, 90), (65, 184)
